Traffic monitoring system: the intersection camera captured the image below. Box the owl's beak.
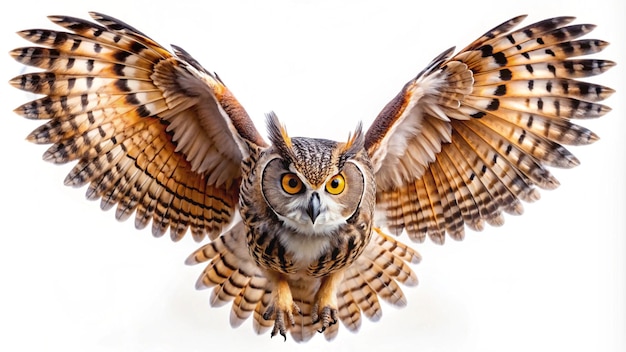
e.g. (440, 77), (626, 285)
(307, 192), (321, 223)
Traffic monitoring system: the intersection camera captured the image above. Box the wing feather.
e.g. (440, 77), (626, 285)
(11, 12), (267, 241)
(366, 16), (614, 243)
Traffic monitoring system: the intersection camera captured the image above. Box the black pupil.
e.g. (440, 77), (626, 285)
(330, 179), (340, 188)
(288, 178), (299, 188)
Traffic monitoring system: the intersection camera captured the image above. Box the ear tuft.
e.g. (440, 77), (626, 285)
(342, 121), (365, 156)
(266, 112), (295, 160)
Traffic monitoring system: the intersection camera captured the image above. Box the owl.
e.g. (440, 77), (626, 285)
(9, 13), (614, 342)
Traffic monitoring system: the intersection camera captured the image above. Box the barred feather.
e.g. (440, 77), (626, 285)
(11, 12), (266, 241)
(186, 225), (419, 342)
(367, 16), (614, 243)
(9, 12), (614, 344)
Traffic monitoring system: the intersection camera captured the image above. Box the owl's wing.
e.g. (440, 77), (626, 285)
(365, 16), (614, 244)
(10, 13), (267, 242)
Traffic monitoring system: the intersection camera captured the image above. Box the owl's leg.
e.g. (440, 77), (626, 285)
(311, 270), (344, 332)
(263, 277), (301, 340)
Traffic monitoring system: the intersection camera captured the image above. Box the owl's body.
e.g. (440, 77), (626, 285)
(201, 127), (381, 337)
(10, 13), (613, 342)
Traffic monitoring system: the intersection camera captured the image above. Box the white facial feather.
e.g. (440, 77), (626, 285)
(276, 189), (348, 264)
(277, 190), (347, 235)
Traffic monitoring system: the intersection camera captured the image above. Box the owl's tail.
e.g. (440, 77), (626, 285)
(186, 224), (420, 342)
(330, 228), (421, 339)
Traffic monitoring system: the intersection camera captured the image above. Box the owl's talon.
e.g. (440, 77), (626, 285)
(269, 312), (287, 341)
(311, 302), (339, 332)
(264, 301), (300, 340)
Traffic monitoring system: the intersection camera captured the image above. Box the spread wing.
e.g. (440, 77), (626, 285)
(10, 12), (267, 242)
(365, 16), (614, 244)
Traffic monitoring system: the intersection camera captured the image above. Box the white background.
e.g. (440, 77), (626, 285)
(1, 1), (624, 351)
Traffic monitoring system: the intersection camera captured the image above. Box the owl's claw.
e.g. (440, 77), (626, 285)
(263, 302), (301, 340)
(311, 302), (338, 333)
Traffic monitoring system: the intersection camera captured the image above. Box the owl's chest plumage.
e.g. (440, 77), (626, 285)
(242, 213), (372, 277)
(277, 231), (332, 266)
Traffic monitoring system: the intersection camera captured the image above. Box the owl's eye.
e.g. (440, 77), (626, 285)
(325, 174), (345, 195)
(281, 173), (303, 194)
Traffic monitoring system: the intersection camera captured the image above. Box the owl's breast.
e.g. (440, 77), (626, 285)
(246, 219), (372, 278)
(277, 230), (334, 267)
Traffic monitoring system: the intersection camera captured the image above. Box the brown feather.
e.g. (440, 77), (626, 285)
(366, 16), (613, 243)
(186, 223), (419, 342)
(11, 13), (264, 241)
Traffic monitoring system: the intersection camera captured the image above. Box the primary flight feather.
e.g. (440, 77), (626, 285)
(10, 12), (613, 342)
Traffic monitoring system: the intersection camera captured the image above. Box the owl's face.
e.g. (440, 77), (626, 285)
(260, 116), (371, 236)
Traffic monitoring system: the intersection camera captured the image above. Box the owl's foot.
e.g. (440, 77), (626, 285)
(263, 279), (301, 340)
(263, 303), (301, 340)
(311, 271), (342, 333)
(311, 301), (338, 332)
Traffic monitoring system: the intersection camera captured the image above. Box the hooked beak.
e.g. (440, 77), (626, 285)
(307, 192), (321, 224)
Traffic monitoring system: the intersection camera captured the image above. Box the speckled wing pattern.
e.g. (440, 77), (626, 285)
(10, 12), (266, 241)
(186, 224), (420, 342)
(366, 16), (614, 244)
(9, 13), (615, 343)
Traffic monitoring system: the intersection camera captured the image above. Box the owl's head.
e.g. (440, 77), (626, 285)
(260, 113), (372, 235)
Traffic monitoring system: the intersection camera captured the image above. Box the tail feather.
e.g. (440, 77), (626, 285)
(186, 224), (420, 341)
(335, 228), (420, 330)
(252, 292), (273, 335)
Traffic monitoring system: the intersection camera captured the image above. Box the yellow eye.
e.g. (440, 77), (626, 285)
(325, 174), (345, 195)
(281, 173), (303, 195)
